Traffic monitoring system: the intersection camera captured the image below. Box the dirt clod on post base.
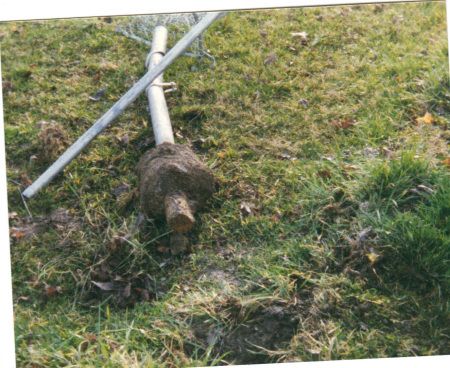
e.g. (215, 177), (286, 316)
(137, 142), (215, 232)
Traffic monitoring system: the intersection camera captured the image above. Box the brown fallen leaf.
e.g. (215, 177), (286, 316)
(22, 70), (32, 78)
(374, 4), (384, 13)
(10, 228), (26, 239)
(157, 246), (170, 254)
(135, 288), (151, 301)
(117, 133), (129, 145)
(298, 98), (308, 107)
(86, 333), (98, 343)
(417, 184), (435, 194)
(441, 158), (450, 167)
(291, 31), (309, 42)
(272, 211), (282, 223)
(341, 164), (360, 171)
(380, 147), (396, 158)
(2, 81), (13, 92)
(331, 118), (357, 129)
(17, 296), (30, 303)
(21, 173), (33, 187)
(263, 51), (276, 65)
(44, 285), (61, 296)
(240, 201), (257, 216)
(123, 283), (132, 298)
(89, 87), (106, 101)
(111, 181), (131, 196)
(317, 170), (332, 178)
(416, 112), (435, 125)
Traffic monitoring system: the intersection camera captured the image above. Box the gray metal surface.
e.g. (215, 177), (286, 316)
(146, 26), (175, 146)
(22, 12), (221, 199)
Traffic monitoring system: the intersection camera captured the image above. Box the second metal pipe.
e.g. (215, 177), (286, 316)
(146, 26), (174, 146)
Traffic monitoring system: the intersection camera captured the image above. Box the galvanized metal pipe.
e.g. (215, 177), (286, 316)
(22, 11), (221, 199)
(146, 26), (174, 146)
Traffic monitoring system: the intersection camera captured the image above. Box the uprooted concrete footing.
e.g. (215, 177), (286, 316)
(137, 142), (215, 233)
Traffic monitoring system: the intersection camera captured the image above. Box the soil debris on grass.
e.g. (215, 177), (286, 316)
(9, 207), (83, 245)
(186, 295), (313, 365)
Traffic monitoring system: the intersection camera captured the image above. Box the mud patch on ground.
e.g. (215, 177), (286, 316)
(186, 292), (313, 365)
(9, 207), (83, 247)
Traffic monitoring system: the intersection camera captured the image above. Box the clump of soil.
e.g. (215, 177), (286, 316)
(137, 142), (215, 221)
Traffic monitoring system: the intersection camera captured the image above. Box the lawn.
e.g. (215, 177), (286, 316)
(1, 2), (449, 367)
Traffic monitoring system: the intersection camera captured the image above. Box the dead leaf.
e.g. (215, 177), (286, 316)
(123, 283), (132, 298)
(22, 70), (32, 78)
(298, 98), (308, 107)
(331, 118), (357, 129)
(10, 228), (26, 238)
(89, 87), (106, 101)
(44, 285), (61, 296)
(157, 246), (170, 254)
(99, 60), (118, 71)
(21, 173), (33, 186)
(393, 15), (405, 24)
(278, 152), (292, 160)
(111, 181), (131, 196)
(92, 74), (101, 84)
(86, 333), (98, 343)
(259, 29), (267, 38)
(2, 81), (13, 92)
(374, 4), (384, 13)
(135, 288), (151, 301)
(341, 164), (360, 171)
(8, 212), (19, 219)
(441, 158), (450, 167)
(136, 136), (156, 150)
(91, 281), (119, 291)
(240, 201), (257, 216)
(365, 249), (380, 263)
(117, 133), (129, 145)
(417, 184), (435, 194)
(108, 341), (121, 350)
(317, 170), (332, 178)
(272, 211), (282, 223)
(357, 226), (373, 243)
(263, 51), (276, 65)
(291, 31), (309, 42)
(380, 147), (396, 158)
(416, 112), (435, 125)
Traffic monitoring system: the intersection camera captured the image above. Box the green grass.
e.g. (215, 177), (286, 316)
(2, 2), (450, 367)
